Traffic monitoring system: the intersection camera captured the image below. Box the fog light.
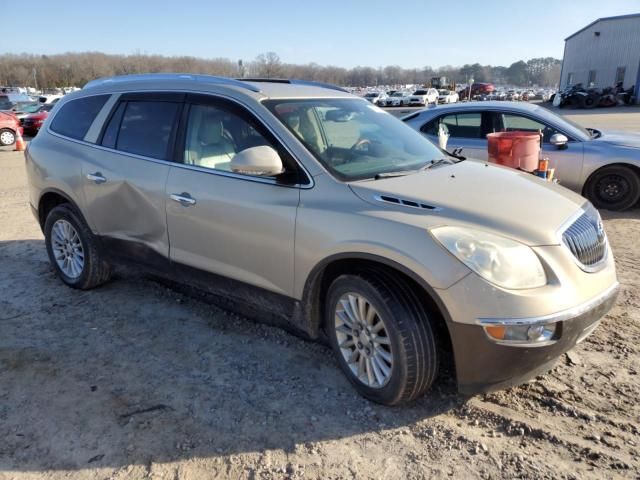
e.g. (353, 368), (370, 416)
(483, 322), (557, 346)
(527, 325), (546, 341)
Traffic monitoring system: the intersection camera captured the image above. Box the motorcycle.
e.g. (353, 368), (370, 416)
(552, 84), (600, 109)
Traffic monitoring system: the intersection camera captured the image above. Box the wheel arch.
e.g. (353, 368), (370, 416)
(582, 162), (640, 197)
(300, 253), (455, 369)
(37, 188), (84, 231)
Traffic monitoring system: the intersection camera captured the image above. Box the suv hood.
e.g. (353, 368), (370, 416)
(596, 131), (640, 149)
(349, 160), (587, 246)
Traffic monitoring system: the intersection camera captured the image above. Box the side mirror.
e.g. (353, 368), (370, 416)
(550, 133), (568, 148)
(230, 145), (284, 176)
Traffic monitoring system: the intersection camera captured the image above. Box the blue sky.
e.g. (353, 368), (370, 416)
(5, 0), (639, 68)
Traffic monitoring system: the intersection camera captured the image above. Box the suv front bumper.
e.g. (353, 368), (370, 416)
(448, 282), (619, 394)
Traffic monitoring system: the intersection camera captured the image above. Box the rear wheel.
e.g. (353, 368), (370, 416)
(325, 273), (438, 405)
(44, 204), (112, 289)
(0, 129), (16, 146)
(584, 165), (640, 211)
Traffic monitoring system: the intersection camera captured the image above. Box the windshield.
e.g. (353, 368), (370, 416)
(264, 98), (445, 181)
(391, 92), (404, 97)
(438, 90), (449, 95)
(413, 90), (427, 95)
(364, 93), (378, 98)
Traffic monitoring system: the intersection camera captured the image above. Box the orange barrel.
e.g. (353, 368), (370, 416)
(486, 131), (541, 172)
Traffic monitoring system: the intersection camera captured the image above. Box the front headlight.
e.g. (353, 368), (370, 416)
(431, 226), (547, 289)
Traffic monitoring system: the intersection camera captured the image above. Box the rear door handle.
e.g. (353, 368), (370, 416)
(86, 172), (107, 184)
(170, 193), (197, 207)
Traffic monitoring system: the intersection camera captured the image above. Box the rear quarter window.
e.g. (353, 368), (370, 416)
(50, 95), (110, 141)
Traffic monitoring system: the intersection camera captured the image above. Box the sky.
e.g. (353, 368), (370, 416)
(3, 0), (639, 68)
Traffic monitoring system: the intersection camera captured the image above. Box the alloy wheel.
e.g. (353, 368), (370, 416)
(334, 293), (393, 388)
(51, 219), (85, 278)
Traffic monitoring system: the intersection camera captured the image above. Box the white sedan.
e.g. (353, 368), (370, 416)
(437, 90), (459, 104)
(408, 88), (438, 106)
(384, 91), (412, 107)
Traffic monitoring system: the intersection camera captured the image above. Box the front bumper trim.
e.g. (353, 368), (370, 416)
(476, 281), (619, 326)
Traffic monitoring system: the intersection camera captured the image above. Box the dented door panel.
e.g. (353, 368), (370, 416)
(81, 148), (171, 257)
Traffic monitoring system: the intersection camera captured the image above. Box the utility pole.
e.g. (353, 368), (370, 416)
(33, 67), (38, 91)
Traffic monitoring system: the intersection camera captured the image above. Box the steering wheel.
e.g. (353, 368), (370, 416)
(351, 138), (371, 151)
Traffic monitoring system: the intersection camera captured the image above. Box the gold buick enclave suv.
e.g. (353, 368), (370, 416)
(25, 74), (618, 405)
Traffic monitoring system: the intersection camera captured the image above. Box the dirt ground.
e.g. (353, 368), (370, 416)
(0, 110), (639, 479)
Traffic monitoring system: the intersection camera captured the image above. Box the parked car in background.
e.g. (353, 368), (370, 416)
(457, 82), (495, 100)
(22, 104), (54, 136)
(403, 101), (640, 210)
(363, 91), (387, 104)
(438, 90), (459, 104)
(506, 90), (521, 101)
(408, 88), (438, 106)
(11, 102), (42, 123)
(38, 94), (63, 104)
(0, 111), (22, 146)
(0, 93), (33, 105)
(384, 91), (412, 106)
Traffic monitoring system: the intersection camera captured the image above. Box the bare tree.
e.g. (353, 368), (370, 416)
(0, 51), (563, 89)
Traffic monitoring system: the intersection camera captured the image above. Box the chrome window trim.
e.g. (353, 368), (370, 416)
(45, 88), (315, 190)
(477, 281), (619, 327)
(555, 205), (608, 273)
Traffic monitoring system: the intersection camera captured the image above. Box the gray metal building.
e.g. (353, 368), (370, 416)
(560, 13), (640, 102)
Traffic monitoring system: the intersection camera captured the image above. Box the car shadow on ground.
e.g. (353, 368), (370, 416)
(0, 239), (466, 473)
(599, 206), (640, 221)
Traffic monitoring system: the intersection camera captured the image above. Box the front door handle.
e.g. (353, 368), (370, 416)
(86, 172), (107, 184)
(170, 193), (197, 207)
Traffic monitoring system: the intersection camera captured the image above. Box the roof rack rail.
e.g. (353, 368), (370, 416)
(239, 78), (349, 93)
(83, 73), (261, 93)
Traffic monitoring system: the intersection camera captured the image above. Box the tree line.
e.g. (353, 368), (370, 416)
(0, 51), (561, 89)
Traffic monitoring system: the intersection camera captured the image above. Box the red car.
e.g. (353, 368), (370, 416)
(457, 82), (495, 100)
(22, 104), (54, 137)
(0, 111), (23, 146)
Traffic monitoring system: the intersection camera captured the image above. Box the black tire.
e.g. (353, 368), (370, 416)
(0, 128), (16, 146)
(325, 272), (438, 405)
(44, 204), (112, 289)
(584, 165), (640, 211)
(583, 94), (599, 109)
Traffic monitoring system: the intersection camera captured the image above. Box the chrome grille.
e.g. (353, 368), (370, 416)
(562, 212), (607, 269)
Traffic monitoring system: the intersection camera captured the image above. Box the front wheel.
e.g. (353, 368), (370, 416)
(44, 204), (112, 289)
(325, 273), (438, 405)
(584, 165), (640, 211)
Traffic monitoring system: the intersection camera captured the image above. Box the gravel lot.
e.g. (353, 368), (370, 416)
(0, 109), (639, 479)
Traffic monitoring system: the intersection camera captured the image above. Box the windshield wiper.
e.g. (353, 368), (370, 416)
(374, 170), (415, 180)
(374, 158), (453, 180)
(420, 158), (453, 170)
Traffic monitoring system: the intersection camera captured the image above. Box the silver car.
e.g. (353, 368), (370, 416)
(403, 101), (640, 210)
(25, 75), (618, 405)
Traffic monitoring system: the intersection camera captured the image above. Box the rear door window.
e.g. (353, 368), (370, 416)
(103, 100), (180, 159)
(421, 112), (483, 138)
(50, 95), (110, 140)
